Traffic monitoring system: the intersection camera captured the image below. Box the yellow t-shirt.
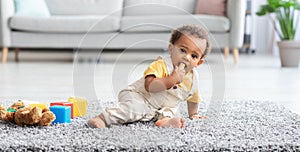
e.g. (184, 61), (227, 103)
(143, 59), (201, 103)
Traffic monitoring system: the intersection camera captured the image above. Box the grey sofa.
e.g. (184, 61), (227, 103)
(0, 0), (245, 63)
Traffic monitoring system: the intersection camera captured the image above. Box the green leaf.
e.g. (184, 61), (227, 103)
(256, 0), (299, 40)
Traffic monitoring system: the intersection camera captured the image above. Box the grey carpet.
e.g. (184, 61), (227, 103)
(0, 100), (300, 151)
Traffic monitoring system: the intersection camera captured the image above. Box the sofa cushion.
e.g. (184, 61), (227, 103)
(195, 0), (226, 16)
(45, 0), (123, 16)
(123, 0), (195, 16)
(121, 15), (229, 32)
(10, 16), (120, 33)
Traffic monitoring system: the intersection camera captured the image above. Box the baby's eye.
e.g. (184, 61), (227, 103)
(180, 49), (186, 53)
(192, 54), (198, 59)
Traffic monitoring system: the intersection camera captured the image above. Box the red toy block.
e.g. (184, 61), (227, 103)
(50, 102), (74, 119)
(50, 101), (64, 106)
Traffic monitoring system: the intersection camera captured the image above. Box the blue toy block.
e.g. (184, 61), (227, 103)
(50, 106), (71, 124)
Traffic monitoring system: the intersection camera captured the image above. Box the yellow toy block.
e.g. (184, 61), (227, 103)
(29, 103), (47, 110)
(68, 96), (88, 117)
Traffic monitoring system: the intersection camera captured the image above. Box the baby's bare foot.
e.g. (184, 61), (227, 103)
(87, 114), (106, 128)
(155, 117), (185, 128)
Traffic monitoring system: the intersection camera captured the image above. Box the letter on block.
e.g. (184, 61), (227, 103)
(50, 106), (71, 124)
(68, 96), (87, 117)
(29, 103), (47, 110)
(50, 102), (74, 119)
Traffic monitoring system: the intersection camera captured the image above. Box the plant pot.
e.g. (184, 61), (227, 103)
(277, 40), (300, 67)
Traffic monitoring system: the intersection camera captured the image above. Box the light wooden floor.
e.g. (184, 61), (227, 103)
(1, 51), (300, 115)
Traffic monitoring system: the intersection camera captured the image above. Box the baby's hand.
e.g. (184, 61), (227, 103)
(171, 63), (186, 84)
(189, 114), (207, 120)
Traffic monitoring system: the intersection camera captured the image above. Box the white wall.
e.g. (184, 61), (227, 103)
(295, 11), (300, 40)
(251, 0), (272, 54)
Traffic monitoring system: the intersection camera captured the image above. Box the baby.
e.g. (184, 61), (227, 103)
(88, 25), (210, 128)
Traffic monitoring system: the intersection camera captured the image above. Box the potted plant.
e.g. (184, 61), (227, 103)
(256, 0), (300, 67)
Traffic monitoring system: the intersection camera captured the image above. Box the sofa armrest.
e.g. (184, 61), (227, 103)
(227, 0), (246, 48)
(0, 0), (15, 47)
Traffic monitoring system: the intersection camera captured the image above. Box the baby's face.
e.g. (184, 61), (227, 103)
(169, 34), (207, 72)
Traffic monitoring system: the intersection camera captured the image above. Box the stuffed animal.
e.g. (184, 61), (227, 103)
(0, 101), (56, 126)
(0, 100), (25, 122)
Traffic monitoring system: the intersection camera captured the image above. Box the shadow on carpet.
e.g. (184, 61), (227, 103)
(0, 100), (300, 151)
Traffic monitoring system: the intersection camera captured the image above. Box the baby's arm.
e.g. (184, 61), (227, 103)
(145, 65), (185, 92)
(187, 101), (206, 120)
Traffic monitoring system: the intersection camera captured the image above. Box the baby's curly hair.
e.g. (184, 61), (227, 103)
(170, 25), (211, 59)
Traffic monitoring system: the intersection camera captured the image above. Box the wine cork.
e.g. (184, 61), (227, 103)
(179, 63), (185, 70)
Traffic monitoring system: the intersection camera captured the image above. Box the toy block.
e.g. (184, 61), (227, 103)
(50, 102), (74, 119)
(68, 96), (87, 117)
(50, 106), (71, 124)
(50, 101), (65, 106)
(29, 103), (47, 110)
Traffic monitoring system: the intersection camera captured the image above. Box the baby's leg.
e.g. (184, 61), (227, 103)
(155, 117), (185, 128)
(87, 113), (106, 128)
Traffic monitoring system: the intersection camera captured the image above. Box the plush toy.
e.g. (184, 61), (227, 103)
(0, 101), (56, 126)
(0, 100), (25, 122)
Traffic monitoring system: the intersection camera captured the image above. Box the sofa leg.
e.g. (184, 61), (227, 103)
(223, 47), (229, 59)
(15, 48), (20, 62)
(2, 47), (8, 64)
(232, 48), (239, 64)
